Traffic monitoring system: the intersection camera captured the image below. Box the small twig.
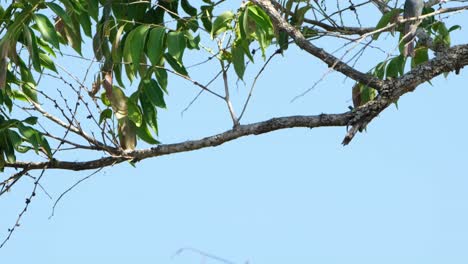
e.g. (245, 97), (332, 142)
(49, 168), (104, 219)
(238, 50), (280, 121)
(173, 247), (237, 264)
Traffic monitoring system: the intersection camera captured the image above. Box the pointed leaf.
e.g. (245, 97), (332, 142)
(232, 43), (245, 80)
(164, 53), (188, 76)
(34, 14), (60, 49)
(99, 108), (113, 124)
(211, 11), (234, 38)
(146, 27), (166, 65)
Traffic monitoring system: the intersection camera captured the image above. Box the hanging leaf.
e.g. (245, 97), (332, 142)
(136, 119), (160, 144)
(154, 68), (168, 92)
(373, 8), (401, 40)
(200, 5), (213, 32)
(99, 108), (113, 124)
(141, 79), (166, 108)
(88, 0), (99, 21)
(164, 53), (188, 76)
(127, 98), (143, 127)
(231, 43), (245, 80)
(386, 56), (404, 78)
(146, 27), (166, 65)
(34, 14), (60, 49)
(139, 93), (158, 135)
(181, 0), (197, 16)
(46, 3), (73, 28)
(23, 27), (41, 72)
(167, 31), (186, 61)
(123, 25), (150, 76)
(39, 53), (58, 72)
(411, 47), (429, 68)
(79, 12), (92, 37)
(211, 11), (234, 38)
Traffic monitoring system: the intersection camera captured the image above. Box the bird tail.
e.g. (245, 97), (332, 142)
(404, 41), (415, 58)
(402, 23), (416, 57)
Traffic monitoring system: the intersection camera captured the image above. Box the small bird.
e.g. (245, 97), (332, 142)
(403, 0), (424, 57)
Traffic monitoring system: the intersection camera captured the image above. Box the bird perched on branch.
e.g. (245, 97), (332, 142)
(403, 0), (424, 57)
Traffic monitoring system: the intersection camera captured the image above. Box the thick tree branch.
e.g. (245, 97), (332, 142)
(343, 44), (468, 143)
(5, 112), (353, 171)
(252, 0), (384, 90)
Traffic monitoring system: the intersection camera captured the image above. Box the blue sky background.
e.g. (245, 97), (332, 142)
(1, 1), (468, 263)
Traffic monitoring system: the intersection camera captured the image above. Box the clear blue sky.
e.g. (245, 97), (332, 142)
(1, 1), (468, 263)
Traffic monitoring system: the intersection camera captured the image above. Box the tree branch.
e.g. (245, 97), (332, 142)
(252, 0), (384, 90)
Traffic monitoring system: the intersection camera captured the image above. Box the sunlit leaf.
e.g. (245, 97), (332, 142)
(34, 14), (60, 49)
(167, 31), (186, 61)
(211, 11), (234, 38)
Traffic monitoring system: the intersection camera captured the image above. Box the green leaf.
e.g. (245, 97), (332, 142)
(38, 134), (52, 158)
(7, 130), (23, 152)
(63, 15), (83, 55)
(164, 53), (188, 76)
(373, 8), (401, 40)
(88, 0), (99, 21)
(99, 108), (112, 124)
(167, 31), (186, 61)
(127, 99), (143, 127)
(386, 56), (402, 78)
(154, 68), (168, 92)
(36, 37), (57, 57)
(79, 12), (92, 37)
(291, 5), (311, 26)
(232, 43), (245, 80)
(1, 132), (16, 163)
(34, 14), (60, 49)
(158, 0), (179, 19)
(123, 25), (150, 76)
(23, 116), (38, 125)
(200, 5), (213, 32)
(136, 119), (160, 145)
(111, 24), (126, 63)
(278, 29), (289, 51)
(139, 93), (158, 135)
(130, 25), (150, 73)
(448, 25), (461, 32)
(11, 90), (29, 102)
(46, 2), (73, 27)
(101, 92), (111, 106)
(93, 29), (103, 60)
(17, 123), (40, 153)
(23, 26), (41, 72)
(146, 27), (166, 65)
(374, 61), (387, 80)
(433, 22), (451, 48)
(39, 53), (58, 72)
(411, 47), (429, 68)
(211, 11), (234, 38)
(246, 5), (273, 34)
(141, 79), (166, 108)
(0, 119), (19, 131)
(181, 0), (197, 16)
(185, 32), (200, 50)
(19, 63), (38, 103)
(359, 85), (376, 105)
(114, 63), (125, 87)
